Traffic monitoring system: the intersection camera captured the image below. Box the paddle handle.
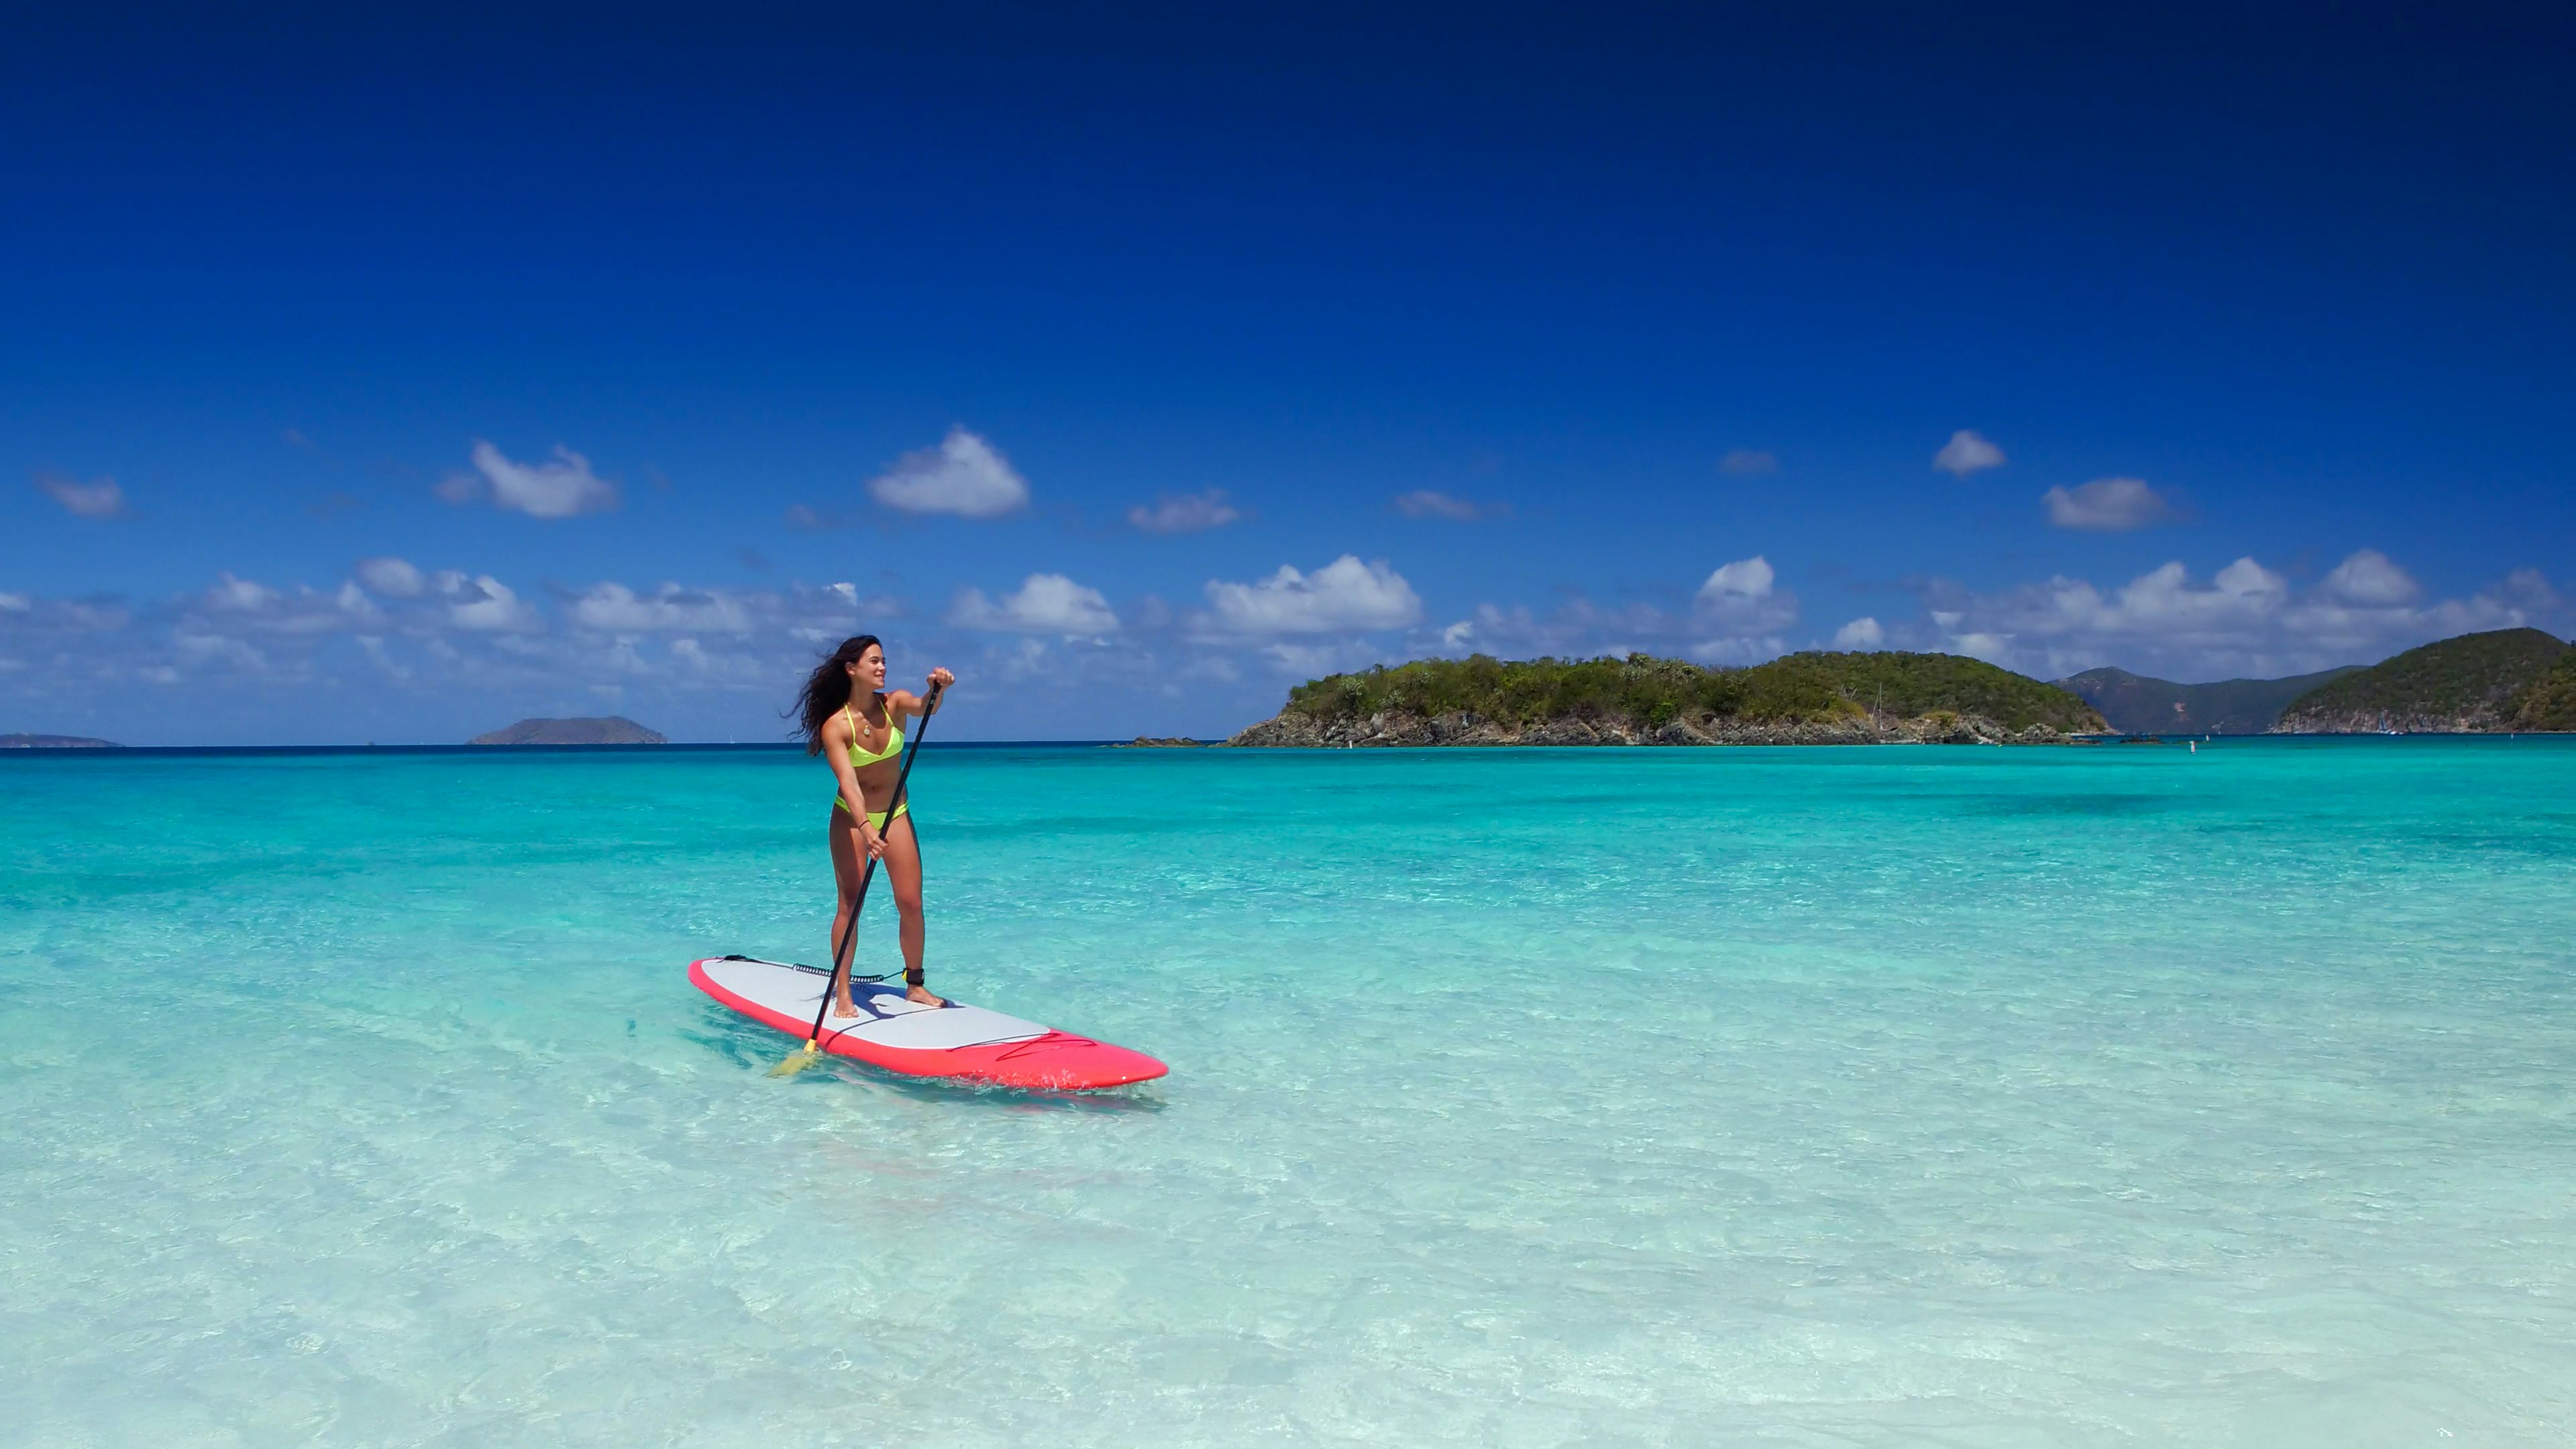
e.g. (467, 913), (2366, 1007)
(804, 681), (943, 1046)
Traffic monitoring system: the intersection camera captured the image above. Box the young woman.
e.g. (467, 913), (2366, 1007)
(793, 635), (955, 1015)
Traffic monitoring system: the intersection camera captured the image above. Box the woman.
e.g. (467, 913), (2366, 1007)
(793, 635), (955, 1015)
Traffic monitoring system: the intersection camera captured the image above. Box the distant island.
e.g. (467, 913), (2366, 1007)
(2270, 628), (2573, 733)
(2055, 665), (2362, 736)
(1227, 651), (2106, 747)
(0, 733), (121, 749)
(468, 716), (669, 745)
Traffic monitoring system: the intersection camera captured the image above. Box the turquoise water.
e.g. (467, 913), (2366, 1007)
(5, 739), (2575, 1446)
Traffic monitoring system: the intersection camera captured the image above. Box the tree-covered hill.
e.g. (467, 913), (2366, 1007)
(1230, 651), (2106, 747)
(2508, 651), (2576, 731)
(2055, 665), (2361, 735)
(2272, 628), (2571, 733)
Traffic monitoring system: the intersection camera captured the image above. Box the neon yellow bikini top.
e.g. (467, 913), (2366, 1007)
(843, 698), (903, 767)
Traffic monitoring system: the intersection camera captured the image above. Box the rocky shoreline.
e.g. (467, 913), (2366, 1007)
(1226, 708), (2076, 748)
(2269, 708), (2508, 735)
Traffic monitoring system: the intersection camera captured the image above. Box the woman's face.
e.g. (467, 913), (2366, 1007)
(847, 646), (886, 689)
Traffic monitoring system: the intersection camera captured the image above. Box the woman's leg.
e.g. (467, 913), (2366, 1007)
(875, 813), (941, 1006)
(825, 807), (867, 1016)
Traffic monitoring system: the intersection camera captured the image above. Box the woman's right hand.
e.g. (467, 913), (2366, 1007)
(859, 823), (885, 860)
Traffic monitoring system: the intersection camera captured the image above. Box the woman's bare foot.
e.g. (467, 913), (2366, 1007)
(904, 983), (945, 1008)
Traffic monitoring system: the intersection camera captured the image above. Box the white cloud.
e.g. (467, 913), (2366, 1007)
(867, 427), (1029, 518)
(46, 600), (128, 632)
(569, 582), (756, 635)
(1419, 559), (1802, 667)
(0, 566), (903, 710)
(1951, 633), (2015, 664)
(1392, 489), (1497, 521)
(1684, 555), (1799, 660)
(441, 442), (619, 519)
(1907, 551), (2560, 680)
(1833, 616), (1885, 649)
(1258, 639), (1391, 678)
(1429, 598), (1675, 661)
(34, 473), (129, 519)
(1128, 489), (1242, 534)
(950, 573), (1120, 635)
(1931, 557), (2286, 659)
(1933, 429), (2006, 477)
(949, 629), (1166, 700)
(0, 592), (30, 612)
(205, 573), (281, 613)
(1720, 449), (1778, 476)
(2318, 548), (2421, 607)
(356, 557), (426, 598)
(2044, 477), (2174, 531)
(189, 573), (378, 635)
(434, 572), (541, 631)
(1200, 555), (1423, 635)
(174, 630), (268, 674)
(1697, 556), (1776, 606)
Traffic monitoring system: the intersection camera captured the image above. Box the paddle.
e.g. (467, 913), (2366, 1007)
(770, 680), (943, 1078)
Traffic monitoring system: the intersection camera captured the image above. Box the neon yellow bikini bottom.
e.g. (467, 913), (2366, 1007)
(833, 798), (910, 831)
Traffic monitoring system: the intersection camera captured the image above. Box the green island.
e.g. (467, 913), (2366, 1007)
(2270, 628), (2572, 733)
(1226, 651), (2107, 747)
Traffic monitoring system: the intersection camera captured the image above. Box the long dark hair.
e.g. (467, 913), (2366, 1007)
(792, 634), (882, 755)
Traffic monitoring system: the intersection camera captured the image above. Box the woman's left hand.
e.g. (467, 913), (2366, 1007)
(926, 666), (955, 692)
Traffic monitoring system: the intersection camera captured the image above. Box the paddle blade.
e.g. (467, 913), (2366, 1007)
(768, 1042), (822, 1078)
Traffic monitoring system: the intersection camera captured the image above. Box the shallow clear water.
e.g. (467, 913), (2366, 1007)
(5, 739), (2574, 1446)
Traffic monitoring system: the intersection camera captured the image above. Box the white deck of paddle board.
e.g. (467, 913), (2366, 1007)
(701, 956), (1051, 1051)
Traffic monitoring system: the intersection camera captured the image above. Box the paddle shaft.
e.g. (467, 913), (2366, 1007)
(803, 681), (943, 1046)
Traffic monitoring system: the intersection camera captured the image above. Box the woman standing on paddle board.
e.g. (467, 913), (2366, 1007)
(794, 635), (953, 1014)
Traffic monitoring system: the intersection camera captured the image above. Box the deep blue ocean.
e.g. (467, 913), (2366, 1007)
(5, 739), (2573, 1445)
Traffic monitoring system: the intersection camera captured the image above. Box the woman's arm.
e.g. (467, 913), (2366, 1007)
(890, 667), (955, 720)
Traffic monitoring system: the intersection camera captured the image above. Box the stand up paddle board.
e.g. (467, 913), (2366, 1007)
(690, 955), (1166, 1090)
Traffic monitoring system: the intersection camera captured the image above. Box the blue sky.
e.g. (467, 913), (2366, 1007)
(5, 4), (2571, 743)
